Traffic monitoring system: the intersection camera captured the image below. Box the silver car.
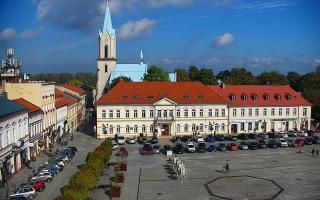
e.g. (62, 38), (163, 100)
(31, 172), (53, 182)
(10, 185), (36, 199)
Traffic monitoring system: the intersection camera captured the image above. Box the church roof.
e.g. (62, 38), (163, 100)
(109, 63), (148, 83)
(102, 0), (115, 36)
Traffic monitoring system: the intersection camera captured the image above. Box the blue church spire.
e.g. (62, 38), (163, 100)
(102, 0), (115, 36)
(140, 48), (144, 64)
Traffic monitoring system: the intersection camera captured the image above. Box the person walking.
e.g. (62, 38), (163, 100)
(312, 148), (315, 157)
(316, 149), (319, 157)
(224, 162), (230, 174)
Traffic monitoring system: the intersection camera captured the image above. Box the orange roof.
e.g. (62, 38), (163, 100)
(63, 93), (78, 106)
(63, 84), (86, 95)
(55, 88), (78, 108)
(96, 82), (228, 105)
(14, 98), (42, 114)
(55, 89), (64, 98)
(208, 85), (312, 107)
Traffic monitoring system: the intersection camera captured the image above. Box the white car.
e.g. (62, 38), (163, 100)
(112, 144), (119, 150)
(55, 156), (69, 163)
(297, 132), (308, 137)
(117, 135), (125, 145)
(186, 142), (196, 153)
(197, 136), (204, 143)
(32, 172), (53, 182)
(279, 138), (288, 147)
(111, 140), (118, 145)
(10, 186), (36, 199)
(126, 137), (136, 144)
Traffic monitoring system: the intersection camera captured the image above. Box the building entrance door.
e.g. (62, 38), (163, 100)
(161, 124), (169, 136)
(231, 124), (238, 134)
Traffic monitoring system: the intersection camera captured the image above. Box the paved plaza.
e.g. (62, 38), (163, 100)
(119, 143), (320, 200)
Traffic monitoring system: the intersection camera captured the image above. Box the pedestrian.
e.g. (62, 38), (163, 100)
(317, 149), (319, 157)
(225, 162), (230, 174)
(312, 148), (315, 156)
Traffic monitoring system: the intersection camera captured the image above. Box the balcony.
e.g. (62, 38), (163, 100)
(155, 116), (175, 122)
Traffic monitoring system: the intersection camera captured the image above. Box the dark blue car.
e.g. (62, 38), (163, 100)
(207, 145), (217, 152)
(217, 143), (227, 151)
(206, 135), (215, 142)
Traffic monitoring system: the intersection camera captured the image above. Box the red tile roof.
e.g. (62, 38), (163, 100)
(55, 89), (64, 98)
(208, 85), (312, 107)
(14, 98), (42, 114)
(63, 84), (86, 95)
(55, 89), (77, 108)
(96, 82), (228, 105)
(64, 93), (78, 106)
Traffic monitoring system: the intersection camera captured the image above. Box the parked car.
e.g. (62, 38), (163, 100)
(225, 135), (237, 141)
(151, 137), (159, 144)
(196, 136), (205, 143)
(248, 142), (259, 150)
(287, 139), (295, 147)
(239, 142), (249, 150)
(173, 143), (184, 154)
(9, 196), (28, 200)
(152, 144), (161, 154)
(248, 133), (258, 139)
(126, 137), (136, 144)
(162, 144), (173, 155)
(312, 136), (320, 144)
(217, 143), (227, 151)
(288, 132), (297, 137)
(186, 142), (196, 153)
(10, 186), (36, 200)
(297, 131), (308, 137)
(205, 134), (215, 142)
(40, 167), (58, 177)
(31, 172), (53, 182)
(197, 142), (206, 153)
(258, 133), (269, 139)
(142, 143), (153, 155)
(64, 146), (77, 154)
(257, 139), (268, 149)
(215, 134), (226, 141)
(55, 156), (69, 164)
(181, 135), (192, 143)
(304, 137), (314, 145)
(237, 134), (249, 140)
(227, 143), (239, 151)
(268, 132), (277, 139)
(207, 144), (217, 152)
(117, 135), (125, 145)
(27, 179), (46, 192)
(112, 143), (119, 150)
(268, 139), (279, 148)
(278, 138), (288, 147)
(137, 136), (147, 144)
(295, 138), (305, 147)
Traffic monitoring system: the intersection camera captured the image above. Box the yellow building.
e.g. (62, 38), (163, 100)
(4, 82), (56, 148)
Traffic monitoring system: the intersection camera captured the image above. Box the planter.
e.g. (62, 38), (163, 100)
(115, 175), (124, 183)
(119, 163), (127, 171)
(111, 188), (121, 197)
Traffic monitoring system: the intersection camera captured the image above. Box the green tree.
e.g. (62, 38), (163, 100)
(143, 65), (170, 81)
(224, 68), (257, 85)
(197, 68), (217, 85)
(110, 76), (132, 88)
(257, 70), (288, 85)
(316, 65), (320, 74)
(69, 79), (84, 87)
(287, 71), (301, 91)
(188, 66), (199, 81)
(175, 68), (190, 82)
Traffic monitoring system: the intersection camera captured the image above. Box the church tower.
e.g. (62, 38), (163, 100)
(96, 0), (117, 100)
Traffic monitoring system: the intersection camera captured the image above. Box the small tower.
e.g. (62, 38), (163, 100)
(0, 48), (23, 83)
(139, 48), (144, 65)
(96, 0), (117, 100)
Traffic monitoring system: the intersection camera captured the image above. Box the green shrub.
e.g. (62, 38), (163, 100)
(53, 196), (74, 200)
(63, 185), (90, 200)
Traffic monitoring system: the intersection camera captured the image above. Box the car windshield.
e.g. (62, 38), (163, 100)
(188, 144), (194, 148)
(199, 143), (206, 147)
(154, 145), (160, 149)
(118, 136), (124, 140)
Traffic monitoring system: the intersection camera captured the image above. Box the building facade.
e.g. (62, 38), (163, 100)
(0, 95), (29, 183)
(64, 93), (78, 134)
(96, 82), (228, 138)
(4, 82), (56, 148)
(209, 85), (312, 134)
(55, 89), (68, 139)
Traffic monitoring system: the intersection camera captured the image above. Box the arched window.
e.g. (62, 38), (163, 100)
(184, 124), (188, 132)
(150, 125), (154, 133)
(134, 125), (138, 133)
(109, 125), (113, 134)
(221, 123), (225, 131)
(263, 93), (270, 101)
(251, 94), (258, 101)
(126, 125), (130, 133)
(104, 45), (108, 58)
(199, 124), (203, 132)
(229, 93), (236, 101)
(116, 125), (120, 133)
(241, 93), (248, 101)
(215, 123), (219, 131)
(192, 124), (196, 132)
(275, 93), (281, 101)
(177, 124), (181, 132)
(142, 125), (146, 133)
(102, 124), (107, 134)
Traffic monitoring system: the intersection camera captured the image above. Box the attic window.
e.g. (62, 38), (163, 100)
(147, 96), (154, 99)
(183, 95), (189, 99)
(251, 94), (258, 101)
(285, 93), (292, 100)
(198, 95), (204, 99)
(275, 94), (281, 101)
(264, 93), (270, 101)
(229, 93), (236, 102)
(133, 95), (139, 99)
(241, 93), (248, 101)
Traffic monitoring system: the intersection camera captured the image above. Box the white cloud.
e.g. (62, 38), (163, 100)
(252, 57), (273, 67)
(313, 59), (320, 67)
(118, 18), (157, 40)
(146, 0), (195, 8)
(212, 32), (235, 48)
(0, 28), (16, 41)
(21, 28), (42, 39)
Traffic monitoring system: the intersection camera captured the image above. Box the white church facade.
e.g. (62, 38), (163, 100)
(96, 1), (176, 100)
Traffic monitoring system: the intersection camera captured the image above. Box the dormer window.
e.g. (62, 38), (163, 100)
(198, 95), (204, 99)
(133, 95), (139, 99)
(147, 96), (154, 99)
(285, 93), (292, 100)
(229, 93), (236, 102)
(241, 93), (248, 101)
(251, 94), (258, 101)
(263, 93), (270, 101)
(275, 94), (281, 101)
(183, 95), (189, 99)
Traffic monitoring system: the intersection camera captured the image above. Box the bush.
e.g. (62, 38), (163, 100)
(54, 196), (74, 200)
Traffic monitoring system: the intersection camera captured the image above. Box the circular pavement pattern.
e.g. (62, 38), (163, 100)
(204, 175), (284, 200)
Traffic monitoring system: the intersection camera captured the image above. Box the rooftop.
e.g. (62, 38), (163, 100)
(0, 95), (26, 118)
(63, 84), (86, 96)
(14, 98), (42, 114)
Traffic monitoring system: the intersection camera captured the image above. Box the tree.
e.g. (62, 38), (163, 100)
(110, 76), (132, 88)
(175, 68), (190, 82)
(316, 65), (320, 74)
(69, 79), (84, 87)
(188, 66), (199, 81)
(216, 70), (231, 81)
(257, 70), (288, 85)
(197, 68), (217, 85)
(224, 68), (257, 85)
(143, 65), (170, 81)
(287, 71), (301, 91)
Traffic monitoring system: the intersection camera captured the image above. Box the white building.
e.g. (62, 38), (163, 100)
(0, 95), (29, 183)
(209, 85), (312, 134)
(55, 89), (68, 138)
(96, 82), (229, 138)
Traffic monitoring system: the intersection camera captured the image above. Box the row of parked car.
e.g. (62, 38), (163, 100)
(9, 146), (77, 200)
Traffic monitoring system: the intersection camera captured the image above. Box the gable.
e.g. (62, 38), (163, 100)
(153, 98), (177, 106)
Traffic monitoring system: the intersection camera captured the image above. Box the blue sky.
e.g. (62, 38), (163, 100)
(0, 0), (319, 74)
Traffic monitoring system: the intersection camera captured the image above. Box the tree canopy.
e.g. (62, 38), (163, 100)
(143, 65), (170, 82)
(257, 70), (288, 85)
(69, 79), (84, 87)
(110, 76), (132, 88)
(224, 68), (257, 85)
(187, 66), (217, 85)
(175, 68), (190, 82)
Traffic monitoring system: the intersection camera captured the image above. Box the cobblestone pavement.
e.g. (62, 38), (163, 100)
(0, 130), (100, 200)
(115, 142), (320, 200)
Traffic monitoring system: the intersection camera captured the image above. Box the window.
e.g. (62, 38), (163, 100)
(275, 94), (281, 101)
(279, 108), (282, 116)
(249, 109), (252, 116)
(157, 110), (161, 118)
(200, 124), (203, 132)
(126, 110), (129, 118)
(102, 124), (107, 134)
(233, 109), (237, 117)
(142, 110), (146, 118)
(126, 125), (130, 133)
(303, 108), (307, 116)
(255, 109), (259, 116)
(164, 110), (168, 118)
(184, 124), (188, 132)
(192, 124), (196, 132)
(271, 122), (275, 130)
(150, 125), (154, 133)
(271, 108), (275, 116)
(229, 94), (236, 101)
(241, 109), (245, 117)
(242, 95), (248, 101)
(102, 110), (106, 118)
(208, 109), (212, 117)
(176, 110), (181, 118)
(184, 109), (188, 117)
(134, 110), (138, 118)
(177, 124), (181, 132)
(241, 123), (245, 131)
(248, 122), (252, 131)
(109, 110), (113, 118)
(215, 109), (219, 117)
(293, 108), (297, 115)
(150, 110), (154, 118)
(192, 109), (196, 117)
(215, 124), (219, 131)
(105, 65), (108, 72)
(116, 110), (120, 118)
(116, 125), (120, 133)
(221, 123), (225, 131)
(104, 45), (108, 58)
(221, 109), (225, 117)
(263, 108), (267, 116)
(109, 125), (113, 134)
(264, 94), (270, 101)
(286, 108), (290, 116)
(252, 94), (257, 101)
(142, 125), (146, 133)
(200, 109), (203, 117)
(255, 122), (259, 130)
(169, 110), (173, 117)
(134, 125), (138, 133)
